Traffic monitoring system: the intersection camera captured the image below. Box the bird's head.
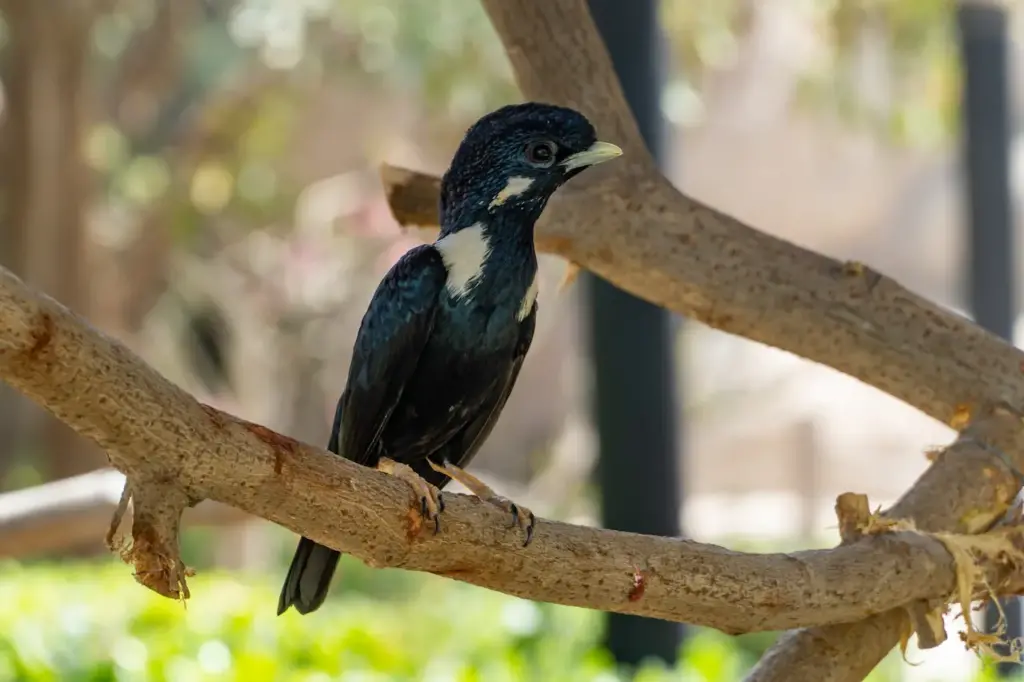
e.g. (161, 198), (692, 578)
(439, 102), (622, 233)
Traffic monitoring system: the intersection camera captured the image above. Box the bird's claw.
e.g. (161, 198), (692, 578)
(420, 492), (444, 534)
(425, 458), (535, 546)
(415, 487), (443, 534)
(378, 457), (444, 535)
(498, 498), (536, 547)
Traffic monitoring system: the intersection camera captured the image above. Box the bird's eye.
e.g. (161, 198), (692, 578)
(524, 140), (558, 168)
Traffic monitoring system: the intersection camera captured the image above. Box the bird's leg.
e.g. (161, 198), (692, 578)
(427, 459), (536, 546)
(377, 457), (444, 534)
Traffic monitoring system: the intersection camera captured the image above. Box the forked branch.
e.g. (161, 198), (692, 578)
(0, 1), (1022, 679)
(382, 0), (1024, 677)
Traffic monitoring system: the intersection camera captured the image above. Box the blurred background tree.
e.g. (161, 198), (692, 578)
(0, 0), (1014, 679)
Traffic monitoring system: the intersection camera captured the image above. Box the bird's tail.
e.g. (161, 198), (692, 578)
(277, 536), (341, 616)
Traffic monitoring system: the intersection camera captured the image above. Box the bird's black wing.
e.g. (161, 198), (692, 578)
(278, 247), (445, 617)
(421, 302), (537, 486)
(332, 244), (448, 464)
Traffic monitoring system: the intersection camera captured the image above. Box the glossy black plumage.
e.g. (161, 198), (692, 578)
(337, 243), (537, 482)
(278, 102), (621, 616)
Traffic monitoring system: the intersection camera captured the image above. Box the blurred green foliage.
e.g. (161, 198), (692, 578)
(34, 0), (959, 247)
(0, 0), (967, 248)
(0, 561), (1008, 681)
(81, 0), (518, 224)
(661, 0), (957, 147)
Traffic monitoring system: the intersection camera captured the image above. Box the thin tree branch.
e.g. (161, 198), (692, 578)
(1, 264), (1023, 635)
(0, 468), (249, 559)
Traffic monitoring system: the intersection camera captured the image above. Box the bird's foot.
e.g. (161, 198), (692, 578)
(427, 459), (536, 546)
(377, 457), (444, 534)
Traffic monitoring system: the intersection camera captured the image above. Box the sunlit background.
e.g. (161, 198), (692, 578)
(0, 0), (1017, 680)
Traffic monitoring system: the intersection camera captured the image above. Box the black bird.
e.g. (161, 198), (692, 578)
(277, 102), (622, 616)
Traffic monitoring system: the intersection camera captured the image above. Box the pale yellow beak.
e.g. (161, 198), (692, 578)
(561, 140), (623, 171)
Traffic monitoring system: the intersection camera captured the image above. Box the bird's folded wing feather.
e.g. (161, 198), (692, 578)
(329, 244), (448, 464)
(440, 302), (538, 473)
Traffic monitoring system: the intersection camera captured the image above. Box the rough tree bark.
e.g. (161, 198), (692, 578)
(0, 0), (1022, 680)
(2, 264), (1024, 639)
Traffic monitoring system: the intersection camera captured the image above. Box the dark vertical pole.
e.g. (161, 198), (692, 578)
(586, 0), (684, 667)
(957, 4), (1019, 673)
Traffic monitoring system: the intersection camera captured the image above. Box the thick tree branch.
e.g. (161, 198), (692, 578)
(382, 2), (1024, 675)
(745, 428), (1024, 681)
(0, 0), (1020, 676)
(1, 264), (1024, 637)
(388, 0), (1024, 441)
(383, 163), (1024, 454)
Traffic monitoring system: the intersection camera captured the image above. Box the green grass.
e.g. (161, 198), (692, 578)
(0, 559), (1004, 681)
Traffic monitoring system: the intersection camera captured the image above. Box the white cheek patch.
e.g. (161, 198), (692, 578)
(517, 273), (538, 321)
(488, 176), (534, 209)
(435, 223), (491, 299)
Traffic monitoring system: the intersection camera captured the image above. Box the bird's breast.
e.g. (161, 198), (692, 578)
(432, 223), (538, 324)
(433, 298), (522, 354)
(374, 267), (535, 461)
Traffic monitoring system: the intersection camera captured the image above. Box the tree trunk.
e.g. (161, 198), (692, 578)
(1, 2), (105, 483)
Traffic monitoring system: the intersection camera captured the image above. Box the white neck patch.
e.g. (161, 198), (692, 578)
(488, 176), (534, 209)
(435, 223), (491, 299)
